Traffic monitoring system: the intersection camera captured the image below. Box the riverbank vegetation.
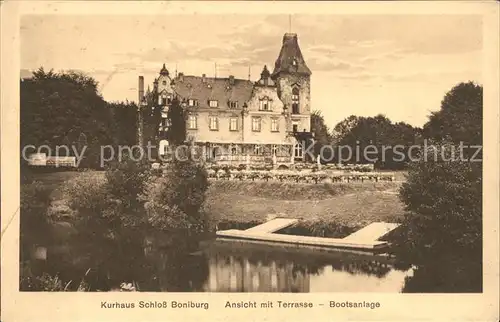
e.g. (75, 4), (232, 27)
(20, 150), (212, 291)
(393, 82), (483, 292)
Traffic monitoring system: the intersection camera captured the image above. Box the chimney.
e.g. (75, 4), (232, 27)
(138, 76), (144, 105)
(178, 72), (184, 82)
(202, 73), (206, 83)
(228, 75), (235, 85)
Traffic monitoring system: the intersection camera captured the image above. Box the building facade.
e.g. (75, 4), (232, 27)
(138, 33), (313, 165)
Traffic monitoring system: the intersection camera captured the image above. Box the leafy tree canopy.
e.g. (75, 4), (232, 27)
(423, 81), (482, 145)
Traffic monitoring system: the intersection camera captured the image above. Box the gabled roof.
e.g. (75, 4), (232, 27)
(271, 33), (311, 78)
(173, 74), (254, 109)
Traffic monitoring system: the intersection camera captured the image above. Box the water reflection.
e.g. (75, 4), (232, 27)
(199, 242), (412, 293)
(204, 253), (311, 292)
(32, 239), (412, 292)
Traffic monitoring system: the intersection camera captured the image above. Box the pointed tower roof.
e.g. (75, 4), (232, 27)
(160, 63), (169, 76)
(271, 33), (311, 78)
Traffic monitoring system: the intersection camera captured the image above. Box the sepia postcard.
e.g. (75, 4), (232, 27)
(1, 1), (499, 321)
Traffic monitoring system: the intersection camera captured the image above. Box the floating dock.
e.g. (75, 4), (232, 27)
(216, 218), (400, 252)
(244, 218), (299, 233)
(342, 222), (400, 242)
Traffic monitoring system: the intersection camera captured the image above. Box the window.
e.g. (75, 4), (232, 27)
(209, 116), (218, 130)
(292, 58), (298, 66)
(272, 145), (278, 155)
(229, 117), (238, 131)
(188, 99), (197, 107)
(159, 140), (169, 156)
(259, 98), (271, 111)
(292, 87), (300, 114)
(209, 100), (218, 108)
(252, 117), (261, 132)
(229, 101), (238, 109)
(162, 80), (167, 85)
(254, 145), (263, 155)
(292, 124), (298, 132)
(160, 94), (172, 105)
(294, 142), (303, 158)
(230, 146), (238, 155)
(271, 118), (279, 132)
(188, 115), (197, 129)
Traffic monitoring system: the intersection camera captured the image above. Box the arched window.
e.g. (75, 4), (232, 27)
(292, 87), (300, 114)
(259, 96), (271, 111)
(294, 142), (303, 158)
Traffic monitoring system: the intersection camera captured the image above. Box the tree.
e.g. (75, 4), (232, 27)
(141, 89), (163, 148)
(396, 81), (483, 292)
(142, 149), (210, 244)
(165, 97), (187, 146)
(310, 110), (333, 161)
(423, 81), (482, 145)
(332, 114), (420, 169)
(20, 68), (113, 168)
(332, 115), (360, 144)
(106, 101), (138, 147)
(396, 146), (482, 292)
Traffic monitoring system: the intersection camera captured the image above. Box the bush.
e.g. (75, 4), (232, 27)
(395, 144), (482, 292)
(105, 155), (151, 210)
(142, 157), (210, 234)
(20, 181), (52, 261)
(63, 173), (108, 214)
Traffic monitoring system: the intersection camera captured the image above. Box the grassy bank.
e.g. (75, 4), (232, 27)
(29, 170), (405, 234)
(205, 180), (404, 228)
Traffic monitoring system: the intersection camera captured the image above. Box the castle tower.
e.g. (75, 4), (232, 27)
(271, 33), (311, 132)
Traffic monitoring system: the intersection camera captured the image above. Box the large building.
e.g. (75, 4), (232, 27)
(138, 33), (313, 165)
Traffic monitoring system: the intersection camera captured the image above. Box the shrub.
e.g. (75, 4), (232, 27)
(63, 173), (108, 214)
(105, 154), (151, 209)
(142, 156), (210, 235)
(395, 143), (482, 292)
(20, 181), (52, 262)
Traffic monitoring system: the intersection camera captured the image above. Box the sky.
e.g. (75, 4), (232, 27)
(20, 14), (483, 128)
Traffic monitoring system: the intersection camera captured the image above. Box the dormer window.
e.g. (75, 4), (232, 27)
(259, 97), (272, 111)
(208, 100), (218, 108)
(229, 101), (238, 109)
(188, 99), (197, 107)
(162, 80), (167, 85)
(292, 58), (298, 66)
